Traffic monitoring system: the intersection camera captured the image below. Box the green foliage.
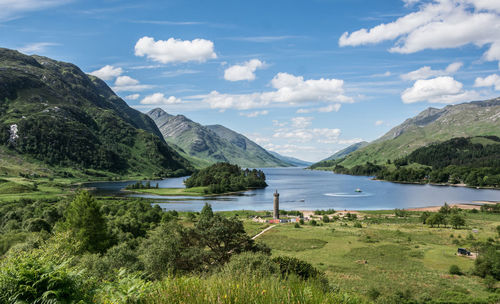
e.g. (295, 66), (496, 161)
(353, 222), (362, 228)
(222, 252), (278, 278)
(272, 256), (323, 281)
(314, 209), (336, 215)
(185, 163), (267, 194)
(64, 191), (110, 253)
(322, 215), (330, 223)
(0, 251), (90, 303)
(394, 208), (408, 217)
(449, 264), (462, 275)
(449, 213), (466, 229)
(481, 203), (500, 213)
(473, 243), (500, 280)
(425, 212), (447, 228)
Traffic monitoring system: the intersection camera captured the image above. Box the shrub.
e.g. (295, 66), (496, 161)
(0, 251), (91, 303)
(449, 264), (462, 275)
(310, 220), (317, 226)
(322, 215), (330, 223)
(222, 252), (278, 278)
(294, 222), (300, 228)
(299, 219), (304, 225)
(354, 222), (362, 228)
(272, 256), (322, 280)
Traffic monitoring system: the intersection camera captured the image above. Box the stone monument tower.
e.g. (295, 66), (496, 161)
(273, 190), (279, 219)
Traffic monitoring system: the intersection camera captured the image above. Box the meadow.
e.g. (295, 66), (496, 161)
(252, 210), (500, 303)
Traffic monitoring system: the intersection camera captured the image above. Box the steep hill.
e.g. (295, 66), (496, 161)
(322, 141), (368, 162)
(0, 48), (192, 178)
(148, 108), (289, 168)
(267, 151), (312, 167)
(339, 98), (500, 168)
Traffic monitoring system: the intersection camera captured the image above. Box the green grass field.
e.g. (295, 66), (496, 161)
(251, 211), (500, 303)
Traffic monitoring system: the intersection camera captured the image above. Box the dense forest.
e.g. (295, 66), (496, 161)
(320, 137), (500, 188)
(0, 193), (345, 303)
(184, 162), (267, 194)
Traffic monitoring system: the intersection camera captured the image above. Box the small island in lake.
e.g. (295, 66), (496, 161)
(130, 162), (268, 196)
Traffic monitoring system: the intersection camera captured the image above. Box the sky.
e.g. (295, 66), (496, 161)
(1, 0), (500, 162)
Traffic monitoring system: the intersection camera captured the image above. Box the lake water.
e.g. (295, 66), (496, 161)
(85, 167), (500, 212)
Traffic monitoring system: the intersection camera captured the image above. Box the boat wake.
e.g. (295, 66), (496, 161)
(323, 192), (372, 198)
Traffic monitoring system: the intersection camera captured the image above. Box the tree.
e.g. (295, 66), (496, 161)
(64, 191), (110, 253)
(322, 215), (330, 223)
(426, 213), (446, 228)
(420, 211), (431, 224)
(439, 202), (451, 215)
(450, 213), (466, 229)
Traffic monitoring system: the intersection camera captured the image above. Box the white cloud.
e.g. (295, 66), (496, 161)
(339, 0), (500, 67)
(140, 93), (182, 105)
(401, 62), (463, 81)
(202, 73), (352, 110)
(291, 117), (314, 128)
(401, 76), (479, 104)
(296, 104), (341, 114)
(273, 125), (341, 144)
(375, 120), (384, 126)
(162, 69), (200, 77)
(134, 36), (217, 64)
(112, 76), (153, 92)
(115, 76), (139, 86)
(239, 110), (269, 117)
(474, 74), (500, 90)
(337, 138), (364, 145)
(224, 59), (265, 81)
(19, 42), (59, 54)
(372, 71), (392, 77)
(125, 94), (140, 100)
(89, 65), (123, 81)
(0, 0), (71, 21)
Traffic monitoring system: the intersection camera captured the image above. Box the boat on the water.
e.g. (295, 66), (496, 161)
(355, 188), (362, 192)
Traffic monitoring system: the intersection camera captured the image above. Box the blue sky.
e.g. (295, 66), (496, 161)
(1, 0), (500, 161)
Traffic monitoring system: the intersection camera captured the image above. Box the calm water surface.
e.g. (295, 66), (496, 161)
(85, 167), (500, 212)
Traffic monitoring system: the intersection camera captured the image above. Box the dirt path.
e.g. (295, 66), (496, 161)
(252, 225), (276, 240)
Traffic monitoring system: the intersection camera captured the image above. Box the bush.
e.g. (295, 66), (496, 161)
(0, 251), (91, 303)
(294, 222), (300, 228)
(222, 252), (278, 278)
(299, 219), (304, 225)
(322, 215), (330, 223)
(310, 220), (317, 226)
(272, 256), (322, 280)
(449, 264), (462, 275)
(354, 222), (362, 228)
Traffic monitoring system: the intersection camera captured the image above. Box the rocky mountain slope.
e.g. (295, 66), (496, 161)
(148, 108), (290, 168)
(338, 97), (500, 168)
(0, 48), (192, 178)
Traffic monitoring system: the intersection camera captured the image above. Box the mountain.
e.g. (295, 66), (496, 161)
(338, 97), (500, 168)
(321, 141), (368, 161)
(148, 108), (289, 168)
(0, 48), (192, 178)
(267, 151), (312, 167)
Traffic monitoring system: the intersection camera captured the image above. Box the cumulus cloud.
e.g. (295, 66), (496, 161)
(474, 74), (500, 90)
(239, 110), (269, 117)
(401, 62), (463, 81)
(134, 36), (217, 64)
(291, 117), (314, 128)
(89, 65), (123, 81)
(375, 120), (384, 126)
(112, 76), (153, 92)
(401, 76), (479, 104)
(273, 128), (341, 143)
(202, 73), (352, 110)
(296, 104), (341, 113)
(224, 59), (265, 81)
(339, 0), (500, 67)
(337, 138), (364, 145)
(125, 94), (140, 100)
(140, 93), (182, 105)
(0, 0), (71, 21)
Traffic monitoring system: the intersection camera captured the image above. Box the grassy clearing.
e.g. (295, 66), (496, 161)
(252, 212), (500, 303)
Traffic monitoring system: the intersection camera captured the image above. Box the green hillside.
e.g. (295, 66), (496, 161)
(148, 108), (289, 168)
(0, 48), (192, 180)
(338, 98), (500, 168)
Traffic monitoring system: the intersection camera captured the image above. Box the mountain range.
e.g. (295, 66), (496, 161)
(312, 97), (500, 169)
(147, 108), (292, 168)
(0, 48), (192, 178)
